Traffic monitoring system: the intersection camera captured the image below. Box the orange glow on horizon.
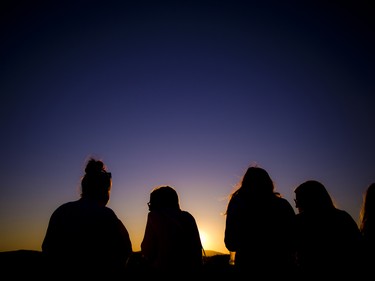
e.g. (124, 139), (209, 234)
(199, 230), (208, 250)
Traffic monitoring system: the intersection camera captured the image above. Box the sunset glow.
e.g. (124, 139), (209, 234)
(1, 1), (373, 256)
(199, 230), (208, 250)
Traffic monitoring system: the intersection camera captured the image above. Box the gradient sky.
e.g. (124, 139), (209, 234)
(1, 0), (374, 254)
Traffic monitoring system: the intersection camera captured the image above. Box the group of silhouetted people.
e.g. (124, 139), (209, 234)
(41, 158), (374, 278)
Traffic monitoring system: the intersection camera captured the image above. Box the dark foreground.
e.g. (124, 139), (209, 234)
(0, 250), (234, 278)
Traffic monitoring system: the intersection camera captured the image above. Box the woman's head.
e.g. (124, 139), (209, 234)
(148, 185), (180, 211)
(237, 166), (275, 197)
(81, 158), (112, 205)
(294, 180), (334, 213)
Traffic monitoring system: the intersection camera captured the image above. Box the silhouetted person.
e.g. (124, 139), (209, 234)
(224, 165), (296, 278)
(359, 182), (375, 277)
(41, 158), (133, 278)
(294, 180), (361, 279)
(141, 185), (203, 276)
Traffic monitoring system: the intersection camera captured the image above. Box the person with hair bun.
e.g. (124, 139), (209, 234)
(42, 157), (133, 278)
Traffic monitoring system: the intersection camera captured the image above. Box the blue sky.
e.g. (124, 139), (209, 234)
(1, 0), (374, 253)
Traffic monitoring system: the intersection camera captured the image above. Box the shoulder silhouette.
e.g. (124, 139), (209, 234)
(224, 165), (296, 278)
(294, 180), (361, 279)
(41, 157), (133, 278)
(141, 185), (203, 276)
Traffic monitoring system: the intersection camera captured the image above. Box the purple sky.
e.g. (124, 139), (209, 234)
(1, 0), (374, 253)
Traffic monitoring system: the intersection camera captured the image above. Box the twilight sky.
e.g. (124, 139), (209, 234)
(1, 0), (374, 254)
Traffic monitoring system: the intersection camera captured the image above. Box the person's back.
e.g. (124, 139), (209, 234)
(295, 207), (361, 275)
(141, 185), (203, 276)
(294, 180), (361, 279)
(224, 166), (296, 278)
(41, 158), (132, 278)
(43, 199), (131, 277)
(143, 209), (202, 272)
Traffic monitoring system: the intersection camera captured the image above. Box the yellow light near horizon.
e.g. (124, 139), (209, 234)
(199, 230), (208, 249)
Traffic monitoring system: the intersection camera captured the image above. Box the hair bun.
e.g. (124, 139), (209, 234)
(85, 158), (105, 175)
